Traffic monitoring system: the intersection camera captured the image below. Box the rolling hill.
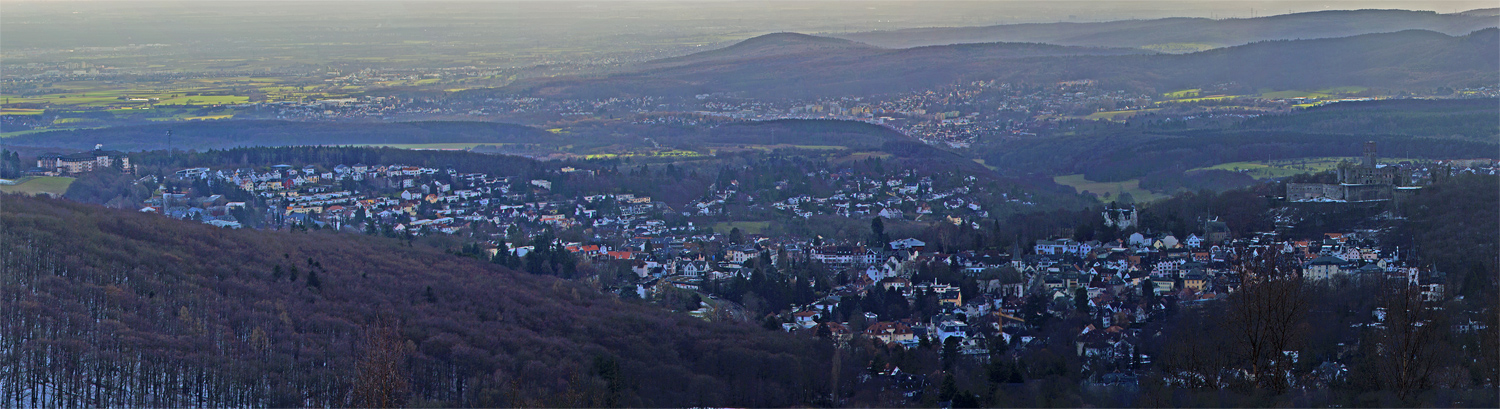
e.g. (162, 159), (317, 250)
(835, 9), (1500, 50)
(0, 193), (835, 407)
(501, 29), (1499, 99)
(499, 32), (1154, 99)
(646, 32), (879, 67)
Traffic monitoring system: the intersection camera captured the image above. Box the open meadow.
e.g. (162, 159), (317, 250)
(0, 176), (75, 196)
(1052, 174), (1164, 202)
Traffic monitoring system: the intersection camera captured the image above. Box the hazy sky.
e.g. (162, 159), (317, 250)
(4, 0), (1494, 69)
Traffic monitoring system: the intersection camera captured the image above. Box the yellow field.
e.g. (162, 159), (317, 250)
(0, 77), (346, 113)
(740, 144), (846, 151)
(157, 95), (249, 105)
(1163, 89), (1201, 98)
(1158, 95), (1243, 104)
(1259, 90), (1334, 99)
(0, 177), (75, 196)
(355, 143), (488, 150)
(1053, 174), (1164, 202)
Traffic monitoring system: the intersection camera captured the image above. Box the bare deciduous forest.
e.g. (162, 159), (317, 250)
(0, 194), (833, 407)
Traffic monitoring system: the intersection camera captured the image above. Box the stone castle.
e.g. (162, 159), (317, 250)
(1287, 142), (1419, 202)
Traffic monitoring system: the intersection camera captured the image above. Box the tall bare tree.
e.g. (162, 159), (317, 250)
(351, 326), (412, 408)
(1225, 250), (1308, 393)
(1377, 281), (1442, 401)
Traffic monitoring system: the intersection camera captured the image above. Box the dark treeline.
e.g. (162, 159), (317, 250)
(1137, 168), (1259, 194)
(0, 194), (836, 407)
(3, 120), (558, 151)
(981, 128), (1497, 182)
(1236, 98), (1499, 140)
(1388, 173), (1500, 298)
(977, 97), (1498, 182)
(0, 149), (23, 179)
(61, 168), (153, 208)
(704, 119), (906, 148)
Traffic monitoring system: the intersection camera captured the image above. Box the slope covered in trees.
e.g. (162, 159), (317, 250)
(0, 194), (834, 407)
(977, 99), (1499, 182)
(1391, 173), (1500, 298)
(1234, 98), (1499, 140)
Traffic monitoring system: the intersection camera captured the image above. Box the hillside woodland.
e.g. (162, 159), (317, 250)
(976, 99), (1499, 182)
(0, 194), (837, 407)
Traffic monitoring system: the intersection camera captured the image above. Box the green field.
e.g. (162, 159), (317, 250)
(1192, 156), (1418, 179)
(1053, 174), (1164, 203)
(0, 77), (344, 114)
(157, 95), (249, 105)
(712, 221), (772, 235)
(1, 127), (96, 138)
(0, 177), (75, 196)
(1159, 87), (1371, 105)
(1258, 87), (1368, 100)
(1163, 89), (1201, 98)
(581, 149), (709, 160)
(1084, 108), (1160, 121)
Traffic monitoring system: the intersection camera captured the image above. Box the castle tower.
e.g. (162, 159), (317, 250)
(1363, 141), (1377, 168)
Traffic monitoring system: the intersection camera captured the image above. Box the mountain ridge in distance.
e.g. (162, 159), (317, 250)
(646, 32), (879, 67)
(503, 28), (1497, 99)
(834, 9), (1500, 50)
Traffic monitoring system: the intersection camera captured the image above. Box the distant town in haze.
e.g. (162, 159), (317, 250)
(1, 1), (1496, 408)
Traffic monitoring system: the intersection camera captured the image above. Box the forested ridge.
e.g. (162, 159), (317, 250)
(981, 129), (1497, 182)
(0, 194), (834, 407)
(1235, 98), (1499, 140)
(3, 120), (557, 152)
